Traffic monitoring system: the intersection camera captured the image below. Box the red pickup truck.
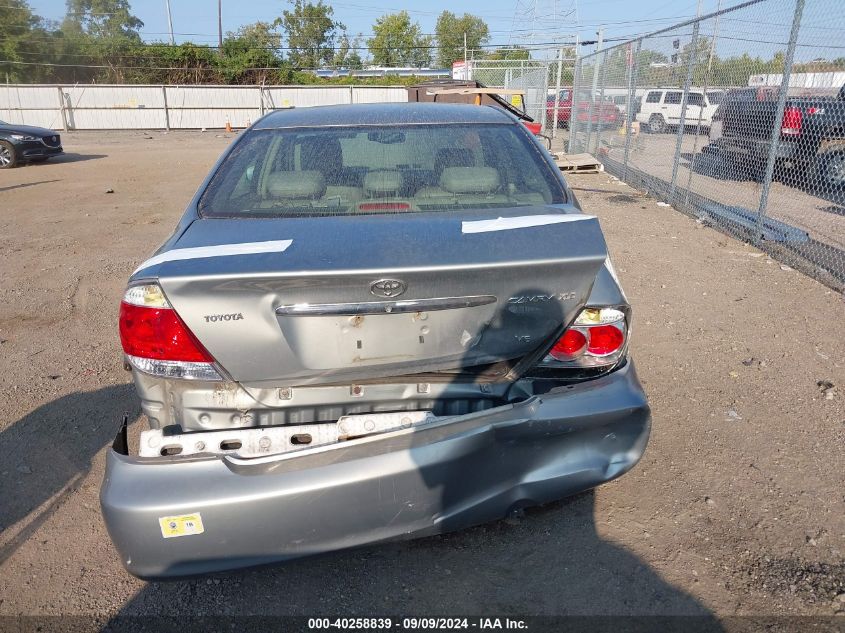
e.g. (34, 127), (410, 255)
(547, 89), (623, 129)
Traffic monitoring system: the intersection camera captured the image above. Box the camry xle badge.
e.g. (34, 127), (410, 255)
(370, 279), (406, 298)
(508, 292), (576, 303)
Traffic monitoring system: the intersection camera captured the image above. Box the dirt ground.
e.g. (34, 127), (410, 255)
(0, 131), (843, 625)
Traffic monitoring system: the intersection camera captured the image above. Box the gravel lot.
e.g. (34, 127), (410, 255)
(0, 131), (843, 625)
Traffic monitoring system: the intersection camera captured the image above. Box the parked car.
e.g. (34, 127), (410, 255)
(0, 121), (63, 168)
(575, 98), (624, 129)
(636, 89), (724, 133)
(102, 103), (651, 578)
(546, 88), (575, 128)
(705, 84), (845, 189)
(546, 89), (624, 129)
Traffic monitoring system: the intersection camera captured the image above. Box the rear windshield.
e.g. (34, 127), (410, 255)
(198, 123), (565, 217)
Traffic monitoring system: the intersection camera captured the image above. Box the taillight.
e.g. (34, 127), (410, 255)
(781, 107), (802, 136)
(540, 307), (628, 369)
(119, 284), (221, 381)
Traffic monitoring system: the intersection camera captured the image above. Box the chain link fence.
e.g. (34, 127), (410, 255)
(569, 0), (845, 293)
(469, 60), (552, 133)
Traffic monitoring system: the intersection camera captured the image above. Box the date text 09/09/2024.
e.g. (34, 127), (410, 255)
(308, 618), (528, 630)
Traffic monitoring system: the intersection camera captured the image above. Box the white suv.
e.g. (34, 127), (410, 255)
(636, 89), (724, 133)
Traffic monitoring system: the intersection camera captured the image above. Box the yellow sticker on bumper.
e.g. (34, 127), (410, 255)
(158, 513), (204, 538)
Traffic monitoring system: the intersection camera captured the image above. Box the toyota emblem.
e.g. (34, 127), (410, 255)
(370, 278), (406, 298)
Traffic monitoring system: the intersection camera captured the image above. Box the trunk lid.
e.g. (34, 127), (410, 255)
(142, 207), (608, 386)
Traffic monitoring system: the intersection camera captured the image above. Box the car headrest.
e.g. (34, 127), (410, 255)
(266, 171), (326, 199)
(439, 167), (501, 194)
(363, 170), (402, 196)
(435, 148), (475, 174)
(301, 138), (342, 173)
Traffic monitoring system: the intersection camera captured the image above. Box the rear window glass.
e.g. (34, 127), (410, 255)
(198, 123), (565, 217)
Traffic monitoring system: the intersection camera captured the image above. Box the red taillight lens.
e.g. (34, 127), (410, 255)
(549, 329), (587, 360)
(781, 107), (802, 136)
(119, 301), (213, 362)
(586, 324), (625, 355)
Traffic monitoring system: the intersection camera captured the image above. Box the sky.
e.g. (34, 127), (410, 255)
(27, 0), (725, 63)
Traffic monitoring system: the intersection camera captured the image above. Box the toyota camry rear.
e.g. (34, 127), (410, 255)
(101, 103), (650, 578)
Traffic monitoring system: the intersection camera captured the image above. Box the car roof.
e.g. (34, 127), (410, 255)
(254, 102), (516, 130)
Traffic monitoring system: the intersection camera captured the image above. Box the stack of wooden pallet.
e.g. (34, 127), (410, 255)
(553, 152), (604, 174)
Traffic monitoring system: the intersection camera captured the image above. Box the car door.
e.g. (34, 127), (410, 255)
(663, 91), (683, 123)
(637, 90), (663, 123)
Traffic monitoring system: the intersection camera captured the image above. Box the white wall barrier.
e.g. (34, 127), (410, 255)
(0, 84), (409, 130)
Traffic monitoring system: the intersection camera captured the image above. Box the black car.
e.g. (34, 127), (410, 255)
(0, 121), (63, 169)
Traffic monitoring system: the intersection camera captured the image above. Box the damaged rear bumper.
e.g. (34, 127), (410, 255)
(101, 361), (650, 579)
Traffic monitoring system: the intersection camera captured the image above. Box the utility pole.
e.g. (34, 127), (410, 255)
(165, 0), (175, 45)
(464, 32), (468, 66)
(590, 27), (604, 96)
(217, 0), (223, 52)
(708, 0), (723, 75)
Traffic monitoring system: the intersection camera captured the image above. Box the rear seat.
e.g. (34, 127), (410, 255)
(363, 170), (403, 198)
(415, 167), (509, 205)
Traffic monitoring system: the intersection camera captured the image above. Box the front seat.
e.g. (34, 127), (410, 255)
(300, 138), (363, 204)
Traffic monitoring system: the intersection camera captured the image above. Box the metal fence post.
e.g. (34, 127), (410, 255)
(161, 85), (170, 131)
(56, 86), (68, 132)
(584, 54), (600, 155)
(755, 0), (805, 239)
(622, 39), (642, 181)
(552, 47), (564, 141)
(568, 37), (581, 153)
(593, 50), (609, 155)
(669, 20), (700, 204)
(259, 84), (265, 117)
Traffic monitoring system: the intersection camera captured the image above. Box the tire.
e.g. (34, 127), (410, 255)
(647, 115), (666, 134)
(818, 150), (845, 191)
(0, 141), (16, 169)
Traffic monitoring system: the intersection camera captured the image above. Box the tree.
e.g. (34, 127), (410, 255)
(63, 0), (143, 40)
(0, 1), (52, 82)
(434, 11), (488, 68)
(330, 32), (364, 69)
(484, 46), (530, 61)
(277, 0), (343, 69)
(346, 34), (364, 69)
(368, 11), (432, 68)
(221, 21), (284, 83)
(332, 31), (349, 67)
